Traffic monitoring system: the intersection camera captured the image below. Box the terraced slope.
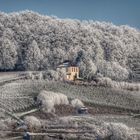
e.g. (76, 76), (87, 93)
(0, 79), (140, 120)
(0, 81), (40, 118)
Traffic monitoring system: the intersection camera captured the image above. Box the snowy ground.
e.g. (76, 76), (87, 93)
(17, 115), (140, 139)
(0, 73), (140, 139)
(0, 72), (18, 83)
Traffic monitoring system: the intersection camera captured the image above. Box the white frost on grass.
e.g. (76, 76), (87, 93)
(0, 120), (8, 130)
(71, 99), (84, 108)
(56, 116), (139, 140)
(24, 116), (41, 129)
(37, 90), (69, 113)
(0, 120), (9, 137)
(107, 122), (139, 140)
(98, 77), (140, 91)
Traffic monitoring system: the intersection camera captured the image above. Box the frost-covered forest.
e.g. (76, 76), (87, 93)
(0, 11), (140, 81)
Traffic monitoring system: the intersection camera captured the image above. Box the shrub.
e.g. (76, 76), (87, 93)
(107, 123), (138, 140)
(0, 120), (9, 137)
(97, 77), (112, 87)
(98, 61), (129, 81)
(24, 116), (41, 130)
(42, 70), (59, 81)
(71, 99), (84, 108)
(97, 77), (140, 91)
(37, 90), (69, 113)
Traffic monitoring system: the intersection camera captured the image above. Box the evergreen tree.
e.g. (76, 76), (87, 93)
(0, 38), (17, 70)
(24, 40), (43, 70)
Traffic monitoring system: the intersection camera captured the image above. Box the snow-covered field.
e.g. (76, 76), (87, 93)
(42, 81), (140, 110)
(0, 74), (140, 139)
(21, 115), (140, 140)
(1, 79), (140, 113)
(0, 72), (18, 82)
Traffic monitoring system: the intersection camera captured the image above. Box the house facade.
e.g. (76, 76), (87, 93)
(66, 66), (79, 81)
(57, 61), (79, 81)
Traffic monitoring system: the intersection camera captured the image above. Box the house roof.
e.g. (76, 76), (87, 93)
(57, 60), (78, 68)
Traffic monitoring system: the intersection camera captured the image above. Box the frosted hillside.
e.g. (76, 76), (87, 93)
(0, 11), (140, 81)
